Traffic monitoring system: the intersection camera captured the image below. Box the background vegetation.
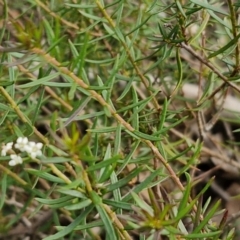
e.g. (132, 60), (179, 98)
(0, 0), (240, 239)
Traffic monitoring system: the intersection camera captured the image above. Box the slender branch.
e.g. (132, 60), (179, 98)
(0, 87), (73, 185)
(227, 0), (240, 76)
(103, 203), (132, 240)
(73, 155), (132, 240)
(0, 73), (133, 239)
(30, 47), (185, 192)
(180, 43), (240, 93)
(95, 0), (160, 110)
(0, 163), (27, 185)
(0, 87), (49, 144)
(35, 0), (79, 30)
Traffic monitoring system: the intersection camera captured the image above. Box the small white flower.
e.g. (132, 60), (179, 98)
(15, 137), (29, 152)
(1, 142), (13, 156)
(9, 154), (23, 166)
(26, 141), (43, 159)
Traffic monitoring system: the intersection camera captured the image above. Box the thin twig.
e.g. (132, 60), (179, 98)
(95, 0), (160, 110)
(227, 0), (240, 76)
(0, 86), (49, 144)
(180, 43), (240, 93)
(30, 47), (185, 193)
(35, 0), (79, 30)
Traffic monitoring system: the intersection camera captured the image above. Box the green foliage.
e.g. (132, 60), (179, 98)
(0, 0), (239, 239)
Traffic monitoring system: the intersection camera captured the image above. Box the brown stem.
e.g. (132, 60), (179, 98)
(30, 47), (185, 192)
(181, 43), (240, 93)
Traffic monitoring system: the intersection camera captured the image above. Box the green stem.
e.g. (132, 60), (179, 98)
(0, 87), (73, 185)
(0, 163), (27, 185)
(0, 87), (49, 144)
(95, 0), (160, 110)
(227, 0), (240, 76)
(31, 47), (185, 193)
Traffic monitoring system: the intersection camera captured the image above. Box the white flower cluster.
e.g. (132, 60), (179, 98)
(1, 137), (43, 166)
